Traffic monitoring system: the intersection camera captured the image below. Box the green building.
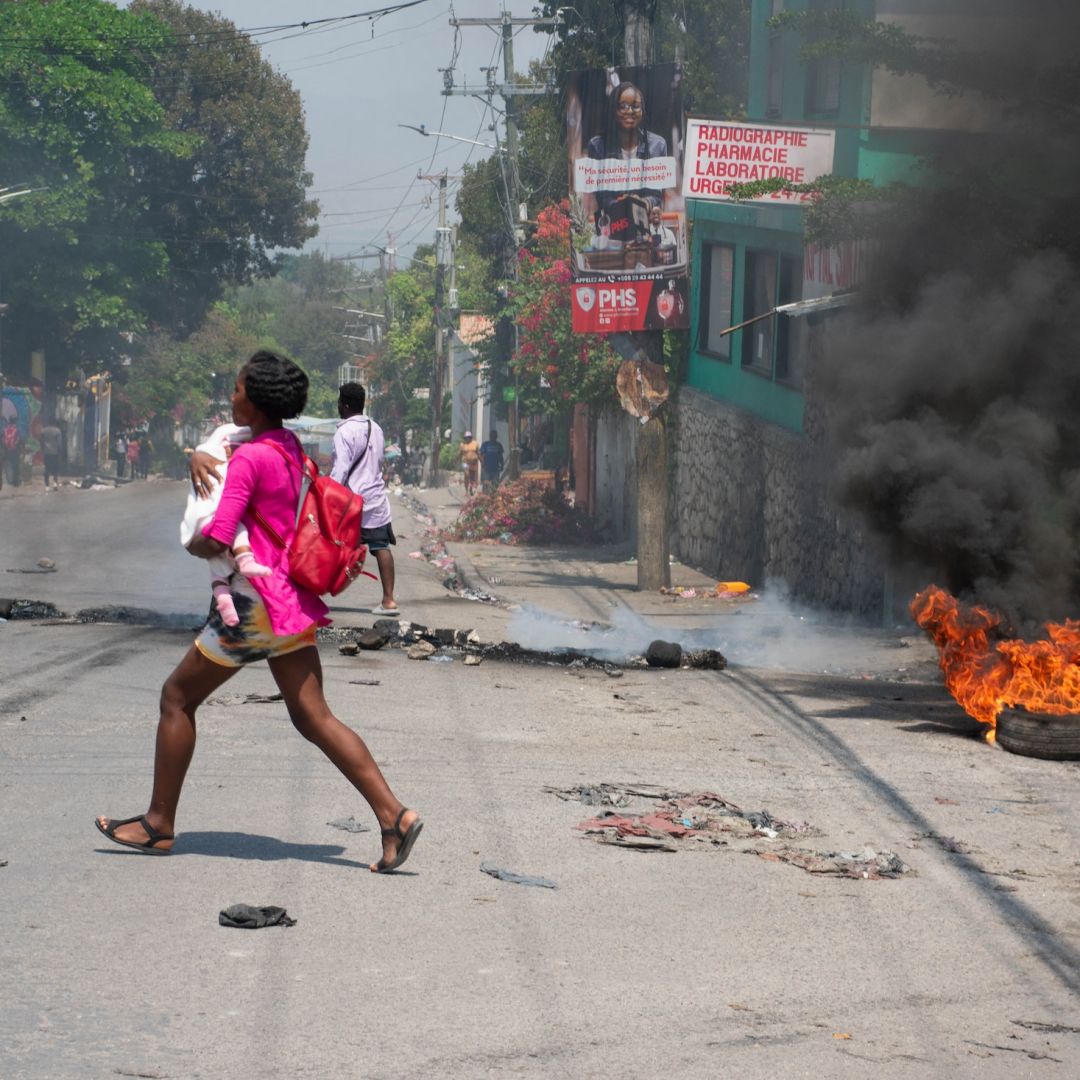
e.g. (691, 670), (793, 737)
(674, 0), (1007, 614)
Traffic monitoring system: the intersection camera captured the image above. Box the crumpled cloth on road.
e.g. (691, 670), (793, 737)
(575, 792), (815, 844)
(219, 904), (297, 928)
(751, 846), (912, 879)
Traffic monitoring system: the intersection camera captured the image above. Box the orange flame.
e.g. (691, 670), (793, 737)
(911, 586), (1080, 734)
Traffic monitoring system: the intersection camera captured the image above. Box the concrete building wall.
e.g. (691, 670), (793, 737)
(674, 385), (887, 617)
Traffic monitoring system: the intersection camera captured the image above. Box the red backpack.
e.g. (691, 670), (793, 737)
(251, 438), (368, 597)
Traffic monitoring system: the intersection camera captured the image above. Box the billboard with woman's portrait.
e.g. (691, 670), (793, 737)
(566, 63), (689, 334)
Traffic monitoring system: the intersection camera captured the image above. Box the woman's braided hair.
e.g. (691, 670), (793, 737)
(241, 350), (308, 420)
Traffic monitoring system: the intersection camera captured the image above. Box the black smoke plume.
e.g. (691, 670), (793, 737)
(817, 5), (1080, 633)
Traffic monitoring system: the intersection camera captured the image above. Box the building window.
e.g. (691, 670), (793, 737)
(775, 253), (806, 388)
(804, 0), (842, 115)
(742, 249), (778, 375)
(741, 249), (805, 387)
(699, 243), (735, 359)
(766, 10), (784, 119)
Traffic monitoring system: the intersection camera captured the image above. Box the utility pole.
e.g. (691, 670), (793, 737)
(445, 10), (559, 482)
(420, 171), (450, 487)
(622, 0), (671, 591)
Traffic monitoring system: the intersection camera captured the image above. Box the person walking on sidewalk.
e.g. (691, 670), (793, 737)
(459, 430), (479, 497)
(479, 428), (504, 492)
(330, 382), (400, 617)
(95, 351), (421, 872)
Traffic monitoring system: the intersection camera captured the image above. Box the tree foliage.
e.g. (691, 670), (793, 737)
(507, 202), (619, 415)
(0, 0), (187, 366)
(0, 0), (318, 378)
(129, 0), (318, 333)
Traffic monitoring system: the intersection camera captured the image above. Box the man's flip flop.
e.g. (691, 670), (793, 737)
(373, 809), (422, 873)
(95, 814), (174, 855)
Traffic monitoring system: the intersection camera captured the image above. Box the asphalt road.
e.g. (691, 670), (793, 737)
(2, 481), (1079, 1078)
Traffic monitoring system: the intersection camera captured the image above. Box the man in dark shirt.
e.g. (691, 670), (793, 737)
(479, 429), (504, 492)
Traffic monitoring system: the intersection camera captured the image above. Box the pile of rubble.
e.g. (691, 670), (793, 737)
(326, 620), (726, 673)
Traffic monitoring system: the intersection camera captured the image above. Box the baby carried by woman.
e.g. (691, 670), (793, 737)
(179, 422), (271, 625)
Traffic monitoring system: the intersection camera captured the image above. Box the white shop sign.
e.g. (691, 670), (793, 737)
(682, 118), (836, 205)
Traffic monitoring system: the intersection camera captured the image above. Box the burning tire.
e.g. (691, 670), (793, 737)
(995, 709), (1080, 761)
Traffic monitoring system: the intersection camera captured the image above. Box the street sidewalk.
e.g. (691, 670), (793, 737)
(395, 480), (939, 680)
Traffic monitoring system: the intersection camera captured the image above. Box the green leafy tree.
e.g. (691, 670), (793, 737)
(129, 0), (319, 334)
(0, 0), (188, 369)
(507, 201), (619, 415)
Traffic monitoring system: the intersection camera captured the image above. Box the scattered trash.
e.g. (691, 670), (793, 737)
(207, 692), (284, 706)
(407, 640), (436, 660)
(752, 846), (912, 879)
(326, 816), (371, 833)
(598, 834), (677, 853)
(547, 782), (690, 806)
(574, 791), (817, 847)
(683, 648), (727, 671)
(429, 654), (454, 663)
(218, 904), (297, 929)
(348, 678), (381, 686)
(338, 642), (359, 656)
(464, 654), (483, 666)
(934, 796), (959, 805)
(444, 477), (597, 546)
(479, 862), (558, 889)
(833, 1033), (852, 1040)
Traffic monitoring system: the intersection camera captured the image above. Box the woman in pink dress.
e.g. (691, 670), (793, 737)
(95, 350), (421, 873)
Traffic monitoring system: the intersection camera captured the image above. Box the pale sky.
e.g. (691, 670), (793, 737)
(120, 1), (554, 263)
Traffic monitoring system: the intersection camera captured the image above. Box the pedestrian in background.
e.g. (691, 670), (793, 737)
(480, 428), (504, 492)
(127, 435), (141, 479)
(114, 433), (127, 479)
(3, 418), (22, 487)
(95, 351), (421, 872)
(459, 430), (480, 497)
(330, 382), (400, 617)
(40, 421), (62, 490)
(139, 435), (154, 479)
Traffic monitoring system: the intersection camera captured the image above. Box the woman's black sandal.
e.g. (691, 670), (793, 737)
(374, 809), (422, 873)
(95, 814), (174, 855)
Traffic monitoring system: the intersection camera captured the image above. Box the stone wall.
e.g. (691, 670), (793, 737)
(674, 385), (887, 617)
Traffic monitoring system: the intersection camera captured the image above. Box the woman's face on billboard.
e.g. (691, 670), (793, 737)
(615, 87), (644, 131)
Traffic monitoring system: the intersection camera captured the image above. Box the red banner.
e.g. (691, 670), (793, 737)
(571, 279), (688, 333)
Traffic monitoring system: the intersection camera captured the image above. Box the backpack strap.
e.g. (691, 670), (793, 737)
(343, 418), (372, 486)
(248, 434), (316, 546)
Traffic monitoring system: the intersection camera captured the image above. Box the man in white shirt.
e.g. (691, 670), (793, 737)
(330, 383), (399, 617)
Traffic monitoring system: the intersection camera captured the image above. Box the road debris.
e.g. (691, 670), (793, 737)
(207, 692), (284, 706)
(357, 627), (391, 650)
(348, 678), (381, 686)
(645, 640), (682, 668)
(464, 654), (483, 665)
(338, 642), (359, 656)
(479, 862), (558, 889)
(574, 791), (817, 845)
(752, 846), (912, 879)
(326, 815), (371, 833)
(407, 640), (436, 660)
(218, 904), (297, 929)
